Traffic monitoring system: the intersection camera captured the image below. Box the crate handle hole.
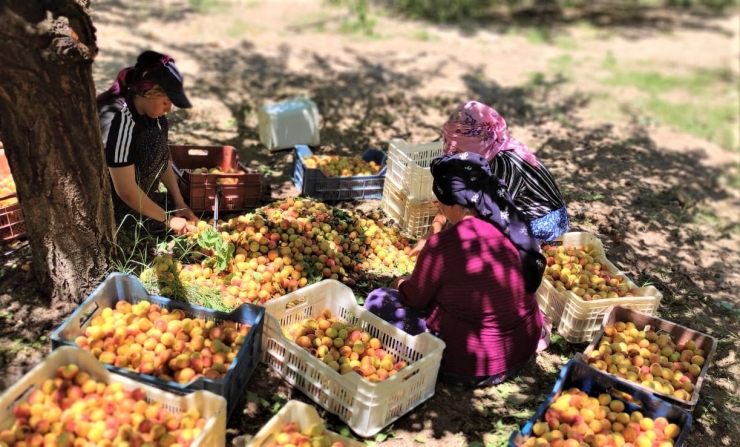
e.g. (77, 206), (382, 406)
(79, 302), (101, 327)
(187, 149), (209, 157)
(608, 387), (643, 408)
(7, 384), (34, 412)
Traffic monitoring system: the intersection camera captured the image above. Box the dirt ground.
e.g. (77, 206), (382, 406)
(1, 1), (739, 446)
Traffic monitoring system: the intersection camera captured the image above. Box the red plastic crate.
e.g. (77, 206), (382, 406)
(0, 151), (26, 243)
(170, 145), (262, 214)
(0, 202), (26, 243)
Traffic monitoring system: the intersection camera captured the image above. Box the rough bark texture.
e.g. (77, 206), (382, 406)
(0, 0), (115, 312)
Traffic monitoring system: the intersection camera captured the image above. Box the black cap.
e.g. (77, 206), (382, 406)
(142, 56), (192, 109)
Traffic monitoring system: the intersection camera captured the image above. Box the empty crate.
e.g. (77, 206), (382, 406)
(259, 98), (320, 151)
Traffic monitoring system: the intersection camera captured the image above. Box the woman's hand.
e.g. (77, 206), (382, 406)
(392, 275), (410, 289)
(174, 205), (198, 223)
(410, 211), (448, 256)
(167, 216), (192, 236)
(408, 238), (428, 257)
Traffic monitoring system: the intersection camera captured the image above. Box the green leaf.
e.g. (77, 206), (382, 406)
(413, 433), (426, 443)
(196, 226), (234, 273)
(374, 433), (387, 442)
(511, 410), (535, 419)
(270, 401), (282, 414)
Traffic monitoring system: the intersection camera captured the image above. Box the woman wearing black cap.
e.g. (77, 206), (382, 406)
(97, 50), (198, 235)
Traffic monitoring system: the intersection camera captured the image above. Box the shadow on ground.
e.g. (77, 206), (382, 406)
(0, 3), (734, 445)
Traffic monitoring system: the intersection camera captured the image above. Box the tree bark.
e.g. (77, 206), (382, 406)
(0, 0), (115, 312)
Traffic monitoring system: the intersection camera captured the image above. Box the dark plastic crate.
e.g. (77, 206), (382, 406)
(170, 145), (262, 213)
(292, 145), (387, 201)
(509, 357), (692, 447)
(50, 272), (265, 421)
(582, 305), (718, 412)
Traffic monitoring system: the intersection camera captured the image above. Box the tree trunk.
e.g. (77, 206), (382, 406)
(0, 0), (115, 313)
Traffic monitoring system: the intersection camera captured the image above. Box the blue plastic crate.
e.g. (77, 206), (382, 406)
(292, 145), (387, 201)
(509, 356), (692, 447)
(50, 272), (264, 421)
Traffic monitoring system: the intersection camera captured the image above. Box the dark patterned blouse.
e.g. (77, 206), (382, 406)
(99, 95), (170, 222)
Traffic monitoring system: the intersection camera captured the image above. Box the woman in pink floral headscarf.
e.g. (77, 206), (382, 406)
(411, 100), (569, 255)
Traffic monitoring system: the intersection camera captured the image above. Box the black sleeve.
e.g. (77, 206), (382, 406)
(100, 103), (136, 167)
(490, 152), (566, 220)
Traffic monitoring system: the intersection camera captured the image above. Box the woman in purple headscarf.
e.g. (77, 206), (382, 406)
(364, 152), (548, 387)
(97, 50), (198, 235)
(411, 100), (569, 255)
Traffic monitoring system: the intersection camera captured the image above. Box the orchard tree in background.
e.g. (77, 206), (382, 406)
(0, 0), (116, 312)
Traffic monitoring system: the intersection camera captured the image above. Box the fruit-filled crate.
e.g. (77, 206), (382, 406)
(509, 356), (692, 447)
(537, 232), (663, 343)
(0, 151), (26, 243)
(0, 346), (227, 447)
(260, 279), (445, 438)
(381, 180), (438, 239)
(385, 138), (444, 202)
(246, 400), (364, 447)
(292, 145), (387, 202)
(582, 305), (718, 412)
(170, 145), (262, 214)
(50, 272), (265, 421)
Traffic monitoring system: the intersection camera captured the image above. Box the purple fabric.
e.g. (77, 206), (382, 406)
(442, 101), (539, 167)
(364, 288), (428, 335)
(431, 152), (545, 293)
(364, 283), (540, 386)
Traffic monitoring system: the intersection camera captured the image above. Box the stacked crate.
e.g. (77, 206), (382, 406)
(381, 139), (444, 238)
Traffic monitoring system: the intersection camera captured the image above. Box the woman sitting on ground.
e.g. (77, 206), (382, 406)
(364, 152), (547, 387)
(412, 100), (569, 255)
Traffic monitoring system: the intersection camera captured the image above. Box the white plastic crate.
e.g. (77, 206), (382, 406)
(247, 400), (364, 447)
(260, 280), (445, 438)
(0, 346), (227, 447)
(381, 180), (439, 239)
(258, 98), (320, 151)
(385, 138), (444, 201)
(538, 232), (663, 343)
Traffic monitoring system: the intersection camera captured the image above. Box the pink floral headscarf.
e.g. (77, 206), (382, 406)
(442, 101), (539, 167)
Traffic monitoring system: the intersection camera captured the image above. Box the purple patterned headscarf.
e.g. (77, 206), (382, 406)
(431, 152), (545, 293)
(442, 101), (539, 167)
